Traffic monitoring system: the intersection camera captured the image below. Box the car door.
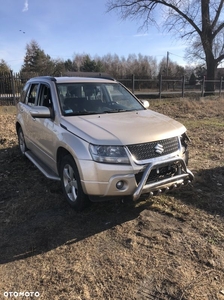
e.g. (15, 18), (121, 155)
(19, 82), (40, 150)
(29, 83), (58, 170)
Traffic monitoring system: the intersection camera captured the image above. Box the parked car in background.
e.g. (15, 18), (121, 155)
(16, 76), (194, 210)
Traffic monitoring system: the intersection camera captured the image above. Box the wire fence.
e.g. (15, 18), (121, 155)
(0, 71), (223, 105)
(118, 74), (224, 99)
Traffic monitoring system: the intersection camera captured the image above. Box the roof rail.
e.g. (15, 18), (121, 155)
(93, 75), (116, 81)
(32, 76), (56, 81)
(63, 71), (116, 81)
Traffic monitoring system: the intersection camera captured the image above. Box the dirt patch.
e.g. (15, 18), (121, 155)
(0, 99), (224, 299)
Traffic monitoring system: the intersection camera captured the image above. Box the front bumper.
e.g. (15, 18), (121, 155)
(132, 156), (194, 201)
(80, 156), (194, 201)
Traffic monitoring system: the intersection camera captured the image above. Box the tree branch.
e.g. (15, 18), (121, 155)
(211, 0), (224, 30)
(215, 53), (224, 65)
(213, 22), (224, 38)
(107, 0), (202, 35)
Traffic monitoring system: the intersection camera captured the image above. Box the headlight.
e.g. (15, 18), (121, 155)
(89, 144), (130, 164)
(180, 132), (190, 165)
(181, 132), (190, 149)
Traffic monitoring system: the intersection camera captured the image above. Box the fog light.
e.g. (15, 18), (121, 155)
(116, 181), (125, 190)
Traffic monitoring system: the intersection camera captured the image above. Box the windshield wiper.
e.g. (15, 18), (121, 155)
(102, 109), (131, 113)
(65, 111), (99, 116)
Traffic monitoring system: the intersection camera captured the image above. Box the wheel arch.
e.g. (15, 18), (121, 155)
(59, 152), (90, 210)
(56, 147), (82, 177)
(16, 121), (21, 134)
(56, 147), (71, 171)
(56, 146), (88, 191)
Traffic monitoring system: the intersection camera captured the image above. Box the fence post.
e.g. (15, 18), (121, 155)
(159, 74), (162, 99)
(201, 76), (205, 97)
(219, 77), (223, 97)
(10, 70), (16, 105)
(132, 74), (135, 94)
(182, 75), (185, 98)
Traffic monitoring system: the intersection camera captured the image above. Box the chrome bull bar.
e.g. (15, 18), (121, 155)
(133, 157), (194, 201)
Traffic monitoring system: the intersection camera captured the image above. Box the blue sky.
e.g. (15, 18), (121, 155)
(0, 0), (188, 72)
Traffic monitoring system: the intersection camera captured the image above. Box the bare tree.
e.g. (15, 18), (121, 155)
(107, 0), (224, 92)
(159, 57), (185, 78)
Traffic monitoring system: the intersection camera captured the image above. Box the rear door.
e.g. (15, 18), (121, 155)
(19, 82), (40, 150)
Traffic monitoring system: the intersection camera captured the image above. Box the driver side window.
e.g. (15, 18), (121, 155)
(26, 84), (39, 106)
(39, 84), (53, 108)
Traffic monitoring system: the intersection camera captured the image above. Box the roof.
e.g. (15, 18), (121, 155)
(55, 77), (116, 84)
(29, 76), (116, 84)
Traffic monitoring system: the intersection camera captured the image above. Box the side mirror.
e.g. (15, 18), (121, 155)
(141, 100), (149, 109)
(30, 106), (52, 118)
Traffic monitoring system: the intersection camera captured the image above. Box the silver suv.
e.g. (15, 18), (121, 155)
(16, 76), (193, 210)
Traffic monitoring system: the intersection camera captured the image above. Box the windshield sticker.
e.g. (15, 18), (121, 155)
(64, 109), (73, 113)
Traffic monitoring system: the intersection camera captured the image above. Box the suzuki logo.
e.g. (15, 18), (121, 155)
(155, 143), (164, 155)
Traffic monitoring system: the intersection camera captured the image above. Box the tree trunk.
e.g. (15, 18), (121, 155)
(205, 55), (217, 94)
(201, 0), (216, 94)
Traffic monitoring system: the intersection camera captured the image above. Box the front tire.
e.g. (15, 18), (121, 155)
(59, 155), (89, 211)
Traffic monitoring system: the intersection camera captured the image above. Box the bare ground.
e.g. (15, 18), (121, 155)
(0, 98), (224, 300)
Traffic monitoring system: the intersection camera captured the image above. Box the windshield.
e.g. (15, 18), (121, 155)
(56, 82), (144, 116)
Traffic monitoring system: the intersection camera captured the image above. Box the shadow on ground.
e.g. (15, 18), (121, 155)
(172, 165), (224, 216)
(0, 145), (223, 264)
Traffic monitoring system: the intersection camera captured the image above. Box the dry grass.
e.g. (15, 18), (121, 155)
(0, 98), (224, 299)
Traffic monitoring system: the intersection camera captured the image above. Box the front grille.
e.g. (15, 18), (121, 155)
(127, 137), (179, 161)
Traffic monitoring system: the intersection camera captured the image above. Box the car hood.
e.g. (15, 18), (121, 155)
(61, 110), (186, 145)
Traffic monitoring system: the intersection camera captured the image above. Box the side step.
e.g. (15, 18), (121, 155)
(25, 150), (60, 181)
